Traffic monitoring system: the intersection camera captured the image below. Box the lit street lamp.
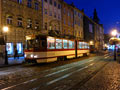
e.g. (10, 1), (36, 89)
(111, 29), (117, 37)
(3, 26), (9, 65)
(110, 30), (119, 61)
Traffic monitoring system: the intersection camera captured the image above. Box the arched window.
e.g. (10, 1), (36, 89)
(6, 16), (13, 25)
(17, 17), (23, 27)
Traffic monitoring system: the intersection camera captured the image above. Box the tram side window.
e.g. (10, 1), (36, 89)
(88, 44), (90, 49)
(81, 42), (84, 49)
(47, 37), (55, 49)
(56, 39), (62, 49)
(63, 40), (68, 49)
(69, 41), (74, 49)
(79, 42), (82, 49)
(84, 43), (88, 49)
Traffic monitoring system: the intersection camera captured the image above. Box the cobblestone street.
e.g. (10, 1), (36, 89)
(0, 53), (119, 90)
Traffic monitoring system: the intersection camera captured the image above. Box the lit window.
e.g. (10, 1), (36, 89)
(35, 21), (39, 30)
(47, 37), (55, 49)
(27, 19), (32, 28)
(6, 43), (14, 55)
(17, 43), (23, 54)
(56, 39), (62, 49)
(63, 40), (68, 49)
(69, 41), (74, 49)
(79, 42), (82, 49)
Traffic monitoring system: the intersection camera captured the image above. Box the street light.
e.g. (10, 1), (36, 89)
(111, 29), (117, 37)
(3, 27), (8, 33)
(110, 29), (118, 61)
(89, 41), (94, 45)
(3, 26), (9, 65)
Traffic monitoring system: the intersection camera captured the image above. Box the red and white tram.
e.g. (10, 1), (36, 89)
(24, 35), (90, 63)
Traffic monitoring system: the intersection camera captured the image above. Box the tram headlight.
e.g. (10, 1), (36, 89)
(34, 55), (38, 58)
(31, 54), (34, 58)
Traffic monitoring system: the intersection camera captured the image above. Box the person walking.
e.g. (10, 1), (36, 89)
(14, 48), (18, 59)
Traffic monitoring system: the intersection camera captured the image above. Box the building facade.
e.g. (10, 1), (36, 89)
(83, 15), (95, 43)
(61, 2), (74, 39)
(0, 0), (42, 56)
(94, 24), (104, 51)
(73, 7), (84, 40)
(83, 15), (104, 52)
(42, 0), (62, 36)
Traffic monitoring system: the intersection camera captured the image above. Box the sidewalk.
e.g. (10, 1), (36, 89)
(77, 61), (120, 90)
(0, 57), (25, 68)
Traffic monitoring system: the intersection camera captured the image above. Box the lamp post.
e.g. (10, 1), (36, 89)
(110, 30), (118, 61)
(3, 26), (9, 65)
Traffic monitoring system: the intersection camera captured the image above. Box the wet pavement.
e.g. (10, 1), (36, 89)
(0, 52), (119, 90)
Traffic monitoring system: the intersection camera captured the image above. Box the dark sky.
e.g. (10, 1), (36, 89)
(65, 0), (120, 34)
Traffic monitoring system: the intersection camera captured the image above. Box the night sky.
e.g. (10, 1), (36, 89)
(65, 0), (120, 34)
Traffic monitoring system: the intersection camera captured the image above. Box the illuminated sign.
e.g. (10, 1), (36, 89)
(17, 43), (23, 54)
(6, 43), (14, 55)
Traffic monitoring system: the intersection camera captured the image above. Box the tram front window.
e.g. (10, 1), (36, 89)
(27, 39), (40, 50)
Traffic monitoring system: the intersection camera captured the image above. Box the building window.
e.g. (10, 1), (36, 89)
(17, 17), (23, 27)
(68, 21), (70, 26)
(74, 10), (77, 15)
(35, 2), (39, 10)
(54, 12), (56, 18)
(27, 0), (32, 8)
(54, 1), (57, 7)
(27, 19), (32, 28)
(45, 23), (47, 30)
(64, 8), (66, 14)
(49, 11), (52, 16)
(6, 16), (13, 25)
(49, 0), (52, 5)
(35, 21), (39, 30)
(89, 24), (93, 33)
(44, 9), (47, 14)
(44, 0), (47, 2)
(58, 4), (61, 9)
(58, 14), (60, 19)
(68, 11), (70, 16)
(17, 0), (22, 4)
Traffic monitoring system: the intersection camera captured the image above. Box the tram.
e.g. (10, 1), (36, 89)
(24, 35), (90, 63)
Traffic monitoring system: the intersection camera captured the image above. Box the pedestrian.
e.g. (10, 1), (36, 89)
(14, 48), (19, 59)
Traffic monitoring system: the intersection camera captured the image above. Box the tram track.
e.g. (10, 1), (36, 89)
(0, 54), (111, 90)
(0, 57), (103, 90)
